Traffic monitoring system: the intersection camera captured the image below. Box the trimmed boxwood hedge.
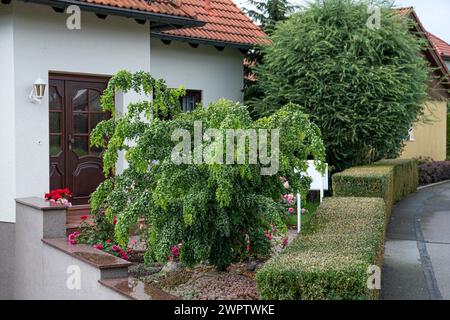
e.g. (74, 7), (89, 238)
(256, 159), (418, 300)
(332, 160), (418, 212)
(374, 159), (418, 203)
(332, 166), (394, 215)
(256, 197), (386, 300)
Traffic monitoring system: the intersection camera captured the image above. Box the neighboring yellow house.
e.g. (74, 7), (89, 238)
(396, 8), (450, 161)
(402, 101), (448, 160)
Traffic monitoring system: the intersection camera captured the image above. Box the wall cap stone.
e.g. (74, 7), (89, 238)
(16, 197), (69, 212)
(42, 238), (132, 270)
(99, 277), (179, 300)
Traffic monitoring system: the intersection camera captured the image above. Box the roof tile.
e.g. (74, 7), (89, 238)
(428, 32), (450, 58)
(77, 0), (268, 46)
(80, 0), (198, 19)
(157, 0), (268, 46)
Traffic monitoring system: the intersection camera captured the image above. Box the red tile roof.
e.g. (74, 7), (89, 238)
(394, 7), (449, 77)
(152, 0), (268, 47)
(80, 0), (196, 19)
(395, 7), (450, 59)
(394, 6), (413, 17)
(58, 0), (266, 47)
(428, 32), (450, 58)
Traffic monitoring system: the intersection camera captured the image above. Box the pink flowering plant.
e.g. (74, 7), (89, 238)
(280, 191), (311, 227)
(68, 227), (131, 261)
(168, 243), (182, 262)
(264, 223), (290, 252)
(281, 191), (299, 221)
(93, 240), (131, 261)
(67, 209), (131, 261)
(68, 231), (80, 245)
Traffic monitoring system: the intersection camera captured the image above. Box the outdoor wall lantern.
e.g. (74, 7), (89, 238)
(29, 76), (47, 104)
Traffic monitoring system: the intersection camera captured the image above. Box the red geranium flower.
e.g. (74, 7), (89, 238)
(80, 215), (88, 220)
(93, 244), (103, 250)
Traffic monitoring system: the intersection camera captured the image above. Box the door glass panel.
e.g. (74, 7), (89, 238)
(90, 90), (102, 112)
(49, 86), (62, 110)
(73, 136), (88, 157)
(74, 113), (88, 133)
(49, 112), (61, 133)
(50, 135), (62, 156)
(73, 89), (88, 111)
(91, 113), (105, 130)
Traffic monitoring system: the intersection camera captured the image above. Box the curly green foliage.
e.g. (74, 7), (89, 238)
(89, 70), (185, 243)
(248, 0), (430, 171)
(90, 71), (325, 270)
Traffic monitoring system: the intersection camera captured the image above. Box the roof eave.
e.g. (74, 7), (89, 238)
(405, 10), (450, 92)
(150, 32), (259, 50)
(19, 0), (205, 28)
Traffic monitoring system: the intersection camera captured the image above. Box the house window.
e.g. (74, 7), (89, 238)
(408, 127), (415, 142)
(181, 90), (202, 112)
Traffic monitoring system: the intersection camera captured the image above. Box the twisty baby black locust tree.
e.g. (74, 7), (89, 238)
(90, 71), (325, 270)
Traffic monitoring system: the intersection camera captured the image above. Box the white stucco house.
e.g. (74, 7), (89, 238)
(0, 0), (267, 299)
(0, 0), (266, 224)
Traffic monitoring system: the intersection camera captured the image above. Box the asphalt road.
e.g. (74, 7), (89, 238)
(381, 181), (450, 300)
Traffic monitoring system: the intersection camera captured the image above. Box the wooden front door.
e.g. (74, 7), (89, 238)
(49, 74), (110, 206)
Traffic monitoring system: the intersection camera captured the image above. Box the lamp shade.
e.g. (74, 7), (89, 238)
(34, 77), (46, 99)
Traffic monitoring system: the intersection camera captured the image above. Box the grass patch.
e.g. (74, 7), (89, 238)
(284, 201), (320, 229)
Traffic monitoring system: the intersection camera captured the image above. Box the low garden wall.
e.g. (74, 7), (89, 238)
(13, 198), (130, 300)
(0, 222), (14, 299)
(256, 159), (419, 300)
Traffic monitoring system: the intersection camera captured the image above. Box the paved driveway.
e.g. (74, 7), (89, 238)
(381, 181), (450, 300)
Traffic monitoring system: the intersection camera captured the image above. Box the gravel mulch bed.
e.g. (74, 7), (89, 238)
(128, 229), (301, 300)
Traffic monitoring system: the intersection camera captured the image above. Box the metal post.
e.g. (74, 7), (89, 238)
(320, 175), (324, 203)
(297, 192), (302, 234)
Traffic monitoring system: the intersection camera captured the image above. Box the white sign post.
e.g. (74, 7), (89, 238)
(297, 192), (302, 234)
(296, 161), (329, 234)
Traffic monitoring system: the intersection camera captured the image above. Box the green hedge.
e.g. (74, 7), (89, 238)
(332, 160), (418, 213)
(332, 166), (394, 215)
(256, 197), (386, 300)
(256, 159), (418, 300)
(373, 159), (418, 203)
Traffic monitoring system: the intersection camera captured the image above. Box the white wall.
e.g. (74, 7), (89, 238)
(0, 222), (15, 299)
(1, 2), (151, 222)
(14, 200), (127, 300)
(0, 5), (16, 223)
(150, 39), (244, 105)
